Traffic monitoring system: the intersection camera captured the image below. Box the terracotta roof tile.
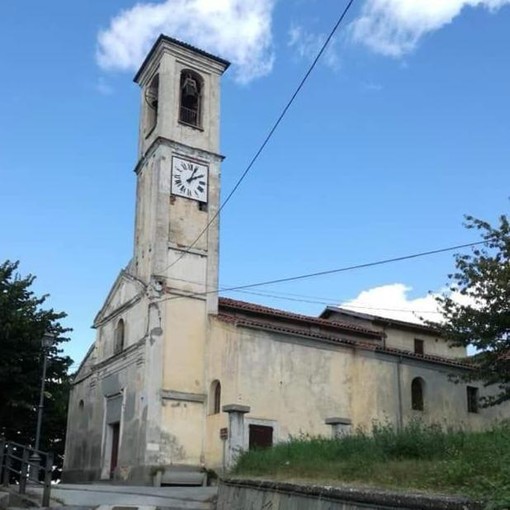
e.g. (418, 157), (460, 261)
(216, 298), (472, 370)
(218, 297), (382, 338)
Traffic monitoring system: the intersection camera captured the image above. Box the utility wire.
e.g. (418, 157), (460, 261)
(164, 274), (441, 313)
(160, 240), (487, 303)
(161, 0), (357, 275)
(231, 288), (443, 314)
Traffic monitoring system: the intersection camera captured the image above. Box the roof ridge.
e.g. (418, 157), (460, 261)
(218, 297), (381, 337)
(216, 313), (472, 370)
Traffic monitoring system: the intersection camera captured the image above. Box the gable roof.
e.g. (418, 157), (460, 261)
(320, 306), (440, 335)
(217, 298), (471, 370)
(218, 298), (382, 338)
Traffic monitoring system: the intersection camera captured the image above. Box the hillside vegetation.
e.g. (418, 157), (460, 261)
(232, 421), (510, 510)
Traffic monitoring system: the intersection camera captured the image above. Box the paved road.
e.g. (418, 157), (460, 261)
(26, 484), (217, 509)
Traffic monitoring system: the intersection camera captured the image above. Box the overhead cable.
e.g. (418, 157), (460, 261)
(160, 240), (486, 303)
(161, 0), (358, 275)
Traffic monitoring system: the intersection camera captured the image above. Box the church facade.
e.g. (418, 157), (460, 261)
(63, 36), (509, 485)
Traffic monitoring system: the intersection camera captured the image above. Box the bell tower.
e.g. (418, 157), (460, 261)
(133, 35), (229, 314)
(132, 36), (229, 472)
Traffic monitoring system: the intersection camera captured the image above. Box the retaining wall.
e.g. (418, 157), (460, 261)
(217, 479), (482, 510)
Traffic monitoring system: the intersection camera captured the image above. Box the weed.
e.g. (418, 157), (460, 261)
(232, 421), (510, 509)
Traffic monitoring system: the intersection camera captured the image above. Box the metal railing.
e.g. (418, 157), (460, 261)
(179, 105), (200, 127)
(0, 439), (53, 506)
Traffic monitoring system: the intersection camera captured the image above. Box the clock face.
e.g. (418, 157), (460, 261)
(171, 156), (208, 203)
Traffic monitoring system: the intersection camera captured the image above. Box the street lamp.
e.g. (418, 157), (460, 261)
(29, 332), (56, 482)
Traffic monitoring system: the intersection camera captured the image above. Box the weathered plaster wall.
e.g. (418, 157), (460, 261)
(63, 280), (168, 484)
(63, 340), (146, 482)
(162, 298), (206, 392)
(203, 318), (510, 469)
(95, 291), (146, 362)
(323, 310), (466, 359)
(160, 401), (204, 465)
(136, 43), (225, 159)
(383, 326), (466, 359)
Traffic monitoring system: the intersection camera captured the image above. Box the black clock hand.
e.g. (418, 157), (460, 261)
(186, 168), (198, 183)
(187, 174), (205, 183)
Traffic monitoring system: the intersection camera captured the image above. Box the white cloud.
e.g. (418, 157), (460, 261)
(340, 283), (476, 325)
(97, 0), (276, 84)
(288, 25), (341, 70)
(341, 283), (441, 324)
(351, 0), (510, 57)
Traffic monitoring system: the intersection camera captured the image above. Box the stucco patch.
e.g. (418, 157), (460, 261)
(160, 430), (186, 462)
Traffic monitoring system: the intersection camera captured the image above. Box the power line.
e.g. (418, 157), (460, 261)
(230, 288), (442, 314)
(162, 0), (357, 275)
(162, 273), (441, 313)
(160, 240), (487, 303)
(213, 240), (486, 294)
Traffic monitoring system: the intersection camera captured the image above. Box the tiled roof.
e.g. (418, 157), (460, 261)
(218, 297), (382, 338)
(134, 34), (231, 83)
(217, 298), (473, 370)
(321, 306), (440, 334)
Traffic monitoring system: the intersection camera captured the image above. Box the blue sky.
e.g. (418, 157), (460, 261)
(1, 0), (509, 366)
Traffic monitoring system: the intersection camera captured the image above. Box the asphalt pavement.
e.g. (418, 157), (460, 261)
(25, 484), (217, 509)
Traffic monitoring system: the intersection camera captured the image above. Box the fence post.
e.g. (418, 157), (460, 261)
(42, 452), (53, 507)
(3, 444), (12, 487)
(19, 448), (29, 494)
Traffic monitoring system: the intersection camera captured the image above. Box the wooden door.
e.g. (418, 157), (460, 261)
(110, 422), (120, 479)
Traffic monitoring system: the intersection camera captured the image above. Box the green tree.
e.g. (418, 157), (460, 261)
(0, 260), (73, 464)
(433, 214), (510, 406)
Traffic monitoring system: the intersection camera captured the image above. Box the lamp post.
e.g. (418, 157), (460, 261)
(29, 332), (56, 482)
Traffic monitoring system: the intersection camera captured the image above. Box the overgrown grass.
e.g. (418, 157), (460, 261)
(232, 421), (510, 509)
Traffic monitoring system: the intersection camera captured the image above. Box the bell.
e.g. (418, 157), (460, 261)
(183, 77), (198, 98)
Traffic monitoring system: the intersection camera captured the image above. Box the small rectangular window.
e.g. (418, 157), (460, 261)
(249, 425), (273, 450)
(414, 338), (424, 355)
(467, 386), (479, 413)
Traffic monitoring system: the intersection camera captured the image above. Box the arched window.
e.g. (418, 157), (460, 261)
(179, 70), (202, 127)
(114, 319), (125, 355)
(210, 380), (221, 414)
(144, 73), (159, 134)
(411, 377), (425, 411)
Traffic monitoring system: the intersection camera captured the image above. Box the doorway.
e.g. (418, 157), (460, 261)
(109, 422), (120, 479)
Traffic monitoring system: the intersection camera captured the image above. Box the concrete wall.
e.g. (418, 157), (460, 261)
(217, 479), (482, 510)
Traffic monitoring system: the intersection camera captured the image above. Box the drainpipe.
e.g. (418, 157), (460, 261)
(397, 356), (404, 431)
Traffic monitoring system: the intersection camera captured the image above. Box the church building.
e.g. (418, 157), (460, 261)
(63, 35), (509, 485)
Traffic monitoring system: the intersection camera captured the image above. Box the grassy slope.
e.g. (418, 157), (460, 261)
(232, 422), (510, 509)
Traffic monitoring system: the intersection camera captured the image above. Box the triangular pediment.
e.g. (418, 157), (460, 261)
(72, 341), (96, 381)
(93, 266), (147, 327)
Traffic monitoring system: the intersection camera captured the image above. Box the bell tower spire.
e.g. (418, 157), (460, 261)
(132, 35), (229, 314)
